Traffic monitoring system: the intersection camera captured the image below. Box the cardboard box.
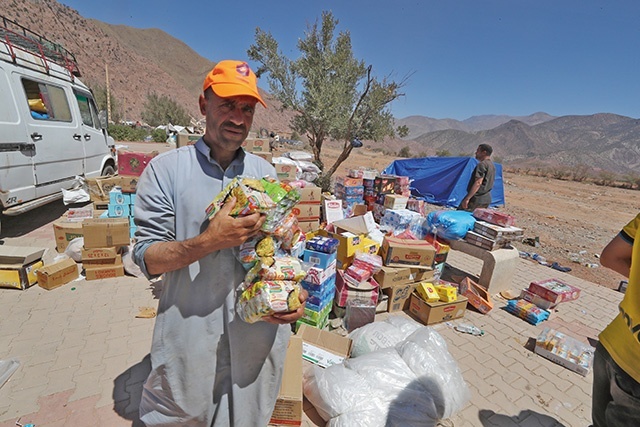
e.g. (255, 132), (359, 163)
(269, 336), (303, 426)
(534, 327), (594, 376)
(84, 260), (125, 281)
(83, 254), (122, 266)
(274, 163), (297, 182)
(334, 269), (380, 308)
(521, 288), (558, 310)
(415, 281), (440, 303)
(117, 149), (158, 177)
(298, 186), (322, 204)
(409, 268), (435, 283)
(53, 219), (85, 252)
(380, 236), (435, 270)
(291, 204), (321, 221)
(296, 323), (352, 368)
(0, 246), (46, 290)
(37, 257), (79, 290)
(82, 218), (130, 248)
(460, 277), (493, 314)
(383, 281), (419, 312)
(97, 175), (139, 194)
(243, 138), (270, 152)
(81, 247), (119, 261)
(66, 206), (94, 222)
(297, 220), (320, 233)
(409, 293), (468, 325)
(528, 278), (581, 304)
(373, 266), (412, 288)
(251, 151), (273, 163)
(176, 133), (202, 148)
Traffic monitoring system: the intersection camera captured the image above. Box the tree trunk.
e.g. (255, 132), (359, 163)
(324, 141), (353, 180)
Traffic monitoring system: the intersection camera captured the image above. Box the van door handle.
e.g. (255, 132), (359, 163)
(30, 132), (42, 141)
(83, 134), (91, 141)
(73, 134), (82, 141)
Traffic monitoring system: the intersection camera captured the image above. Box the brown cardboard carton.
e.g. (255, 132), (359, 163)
(298, 185), (322, 204)
(251, 151), (273, 163)
(82, 218), (130, 248)
(269, 336), (303, 426)
(291, 204), (321, 221)
(382, 281), (419, 312)
(297, 220), (320, 233)
(0, 246), (46, 290)
(274, 163), (297, 182)
(84, 258), (125, 281)
(373, 266), (412, 288)
(380, 236), (435, 270)
(409, 293), (468, 325)
(83, 254), (122, 267)
(53, 219), (84, 252)
(296, 323), (352, 368)
(243, 138), (270, 152)
(37, 258), (79, 290)
(81, 247), (119, 261)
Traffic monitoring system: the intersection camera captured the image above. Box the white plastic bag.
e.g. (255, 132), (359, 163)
(0, 358), (20, 390)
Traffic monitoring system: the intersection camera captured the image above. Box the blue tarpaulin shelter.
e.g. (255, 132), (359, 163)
(383, 157), (505, 208)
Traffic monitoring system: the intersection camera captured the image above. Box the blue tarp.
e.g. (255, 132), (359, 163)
(382, 156), (505, 208)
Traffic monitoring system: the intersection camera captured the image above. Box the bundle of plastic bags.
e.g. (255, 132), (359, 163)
(303, 317), (470, 426)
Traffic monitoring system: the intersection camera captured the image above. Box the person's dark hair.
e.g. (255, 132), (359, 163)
(478, 143), (493, 156)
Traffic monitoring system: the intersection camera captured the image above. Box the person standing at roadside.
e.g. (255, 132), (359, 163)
(458, 143), (495, 211)
(592, 213), (640, 426)
(133, 60), (306, 426)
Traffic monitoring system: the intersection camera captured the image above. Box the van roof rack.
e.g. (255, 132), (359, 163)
(0, 14), (81, 78)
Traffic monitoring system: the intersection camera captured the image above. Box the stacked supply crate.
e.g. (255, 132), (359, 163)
(105, 188), (137, 239)
(81, 218), (130, 280)
(298, 236), (339, 329)
(333, 175), (364, 218)
(292, 185), (322, 233)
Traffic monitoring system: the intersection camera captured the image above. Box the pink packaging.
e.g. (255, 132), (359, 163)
(472, 208), (516, 227)
(528, 278), (581, 304)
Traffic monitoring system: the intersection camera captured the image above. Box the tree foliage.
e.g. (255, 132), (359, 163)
(248, 11), (407, 188)
(141, 92), (190, 127)
(396, 125), (409, 138)
(92, 84), (122, 124)
(398, 146), (411, 157)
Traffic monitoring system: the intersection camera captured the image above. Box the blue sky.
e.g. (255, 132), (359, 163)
(59, 0), (640, 120)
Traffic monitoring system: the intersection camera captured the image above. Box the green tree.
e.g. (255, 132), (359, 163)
(92, 84), (122, 124)
(396, 125), (409, 138)
(398, 146), (411, 157)
(248, 11), (407, 188)
(141, 92), (190, 127)
(436, 149), (451, 157)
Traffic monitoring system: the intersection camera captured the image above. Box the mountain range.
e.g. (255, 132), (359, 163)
(3, 0), (640, 174)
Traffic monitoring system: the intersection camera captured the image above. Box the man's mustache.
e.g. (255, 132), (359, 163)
(222, 122), (246, 132)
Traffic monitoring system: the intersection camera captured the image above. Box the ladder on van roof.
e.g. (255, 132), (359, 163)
(0, 14), (81, 81)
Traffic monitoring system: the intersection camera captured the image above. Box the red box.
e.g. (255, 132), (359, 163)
(460, 277), (493, 314)
(528, 278), (581, 304)
(472, 208), (516, 227)
(117, 150), (158, 177)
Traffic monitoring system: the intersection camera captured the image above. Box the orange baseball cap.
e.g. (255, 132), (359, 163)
(203, 60), (266, 108)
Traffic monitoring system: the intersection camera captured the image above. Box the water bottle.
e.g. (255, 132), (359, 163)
(455, 323), (484, 336)
(532, 253), (546, 264)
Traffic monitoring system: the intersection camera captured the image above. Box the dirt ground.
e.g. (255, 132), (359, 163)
(317, 143), (638, 290)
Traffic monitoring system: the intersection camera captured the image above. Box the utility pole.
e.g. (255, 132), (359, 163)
(105, 63), (112, 122)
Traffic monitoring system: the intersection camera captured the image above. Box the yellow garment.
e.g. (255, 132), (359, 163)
(28, 98), (47, 113)
(599, 213), (640, 382)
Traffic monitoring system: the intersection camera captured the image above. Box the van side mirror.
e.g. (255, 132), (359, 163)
(98, 110), (108, 129)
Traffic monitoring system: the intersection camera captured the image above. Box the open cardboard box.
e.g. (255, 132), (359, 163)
(0, 246), (46, 289)
(270, 336), (303, 426)
(296, 323), (352, 369)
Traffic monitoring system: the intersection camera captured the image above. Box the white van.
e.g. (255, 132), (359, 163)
(0, 16), (117, 229)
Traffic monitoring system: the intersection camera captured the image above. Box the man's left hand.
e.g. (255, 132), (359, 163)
(263, 289), (308, 325)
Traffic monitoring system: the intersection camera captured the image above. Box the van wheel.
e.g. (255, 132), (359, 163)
(101, 164), (116, 177)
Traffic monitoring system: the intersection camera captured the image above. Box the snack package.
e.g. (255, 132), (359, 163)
(205, 176), (276, 219)
(236, 280), (302, 323)
(245, 256), (307, 284)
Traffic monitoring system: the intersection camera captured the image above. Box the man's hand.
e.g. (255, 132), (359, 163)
(459, 198), (470, 210)
(263, 288), (309, 325)
(201, 197), (266, 252)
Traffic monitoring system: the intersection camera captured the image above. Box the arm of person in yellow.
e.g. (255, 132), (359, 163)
(600, 234), (632, 278)
(143, 197), (266, 276)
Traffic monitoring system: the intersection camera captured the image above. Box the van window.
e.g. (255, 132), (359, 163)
(22, 78), (72, 122)
(74, 91), (102, 129)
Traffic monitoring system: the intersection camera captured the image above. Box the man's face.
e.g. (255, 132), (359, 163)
(475, 147), (484, 160)
(199, 90), (257, 152)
